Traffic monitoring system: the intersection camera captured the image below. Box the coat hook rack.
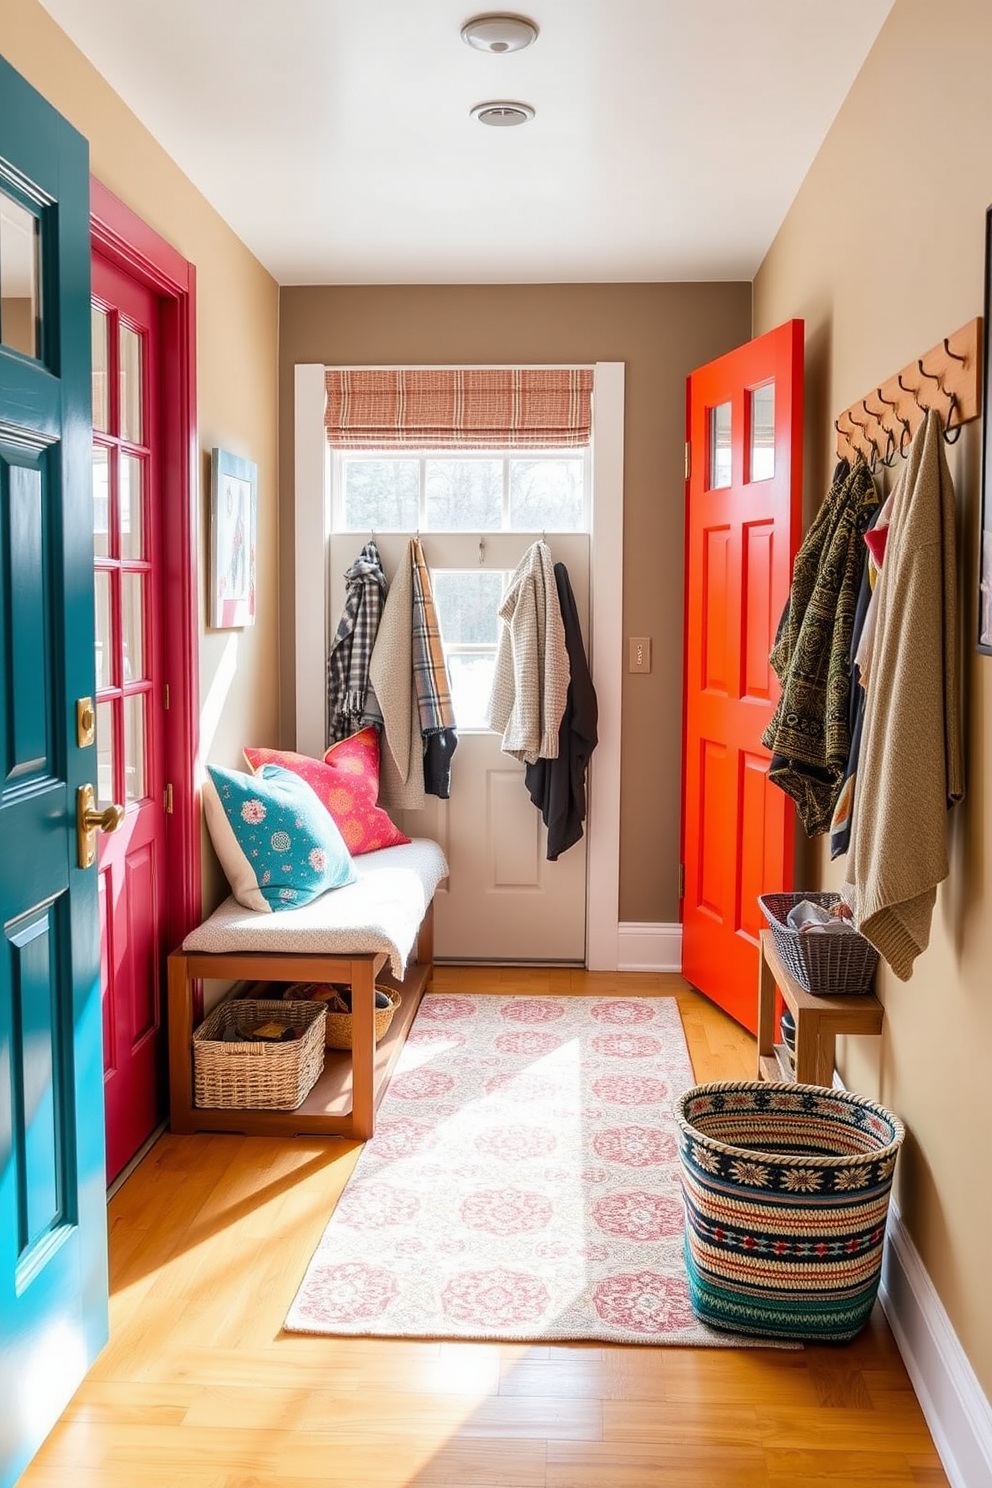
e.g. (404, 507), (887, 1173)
(834, 317), (982, 464)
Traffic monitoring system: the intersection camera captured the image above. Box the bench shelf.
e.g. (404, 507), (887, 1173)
(168, 904), (434, 1141)
(756, 927), (883, 1086)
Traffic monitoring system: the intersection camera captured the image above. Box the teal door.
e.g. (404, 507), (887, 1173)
(0, 55), (109, 1488)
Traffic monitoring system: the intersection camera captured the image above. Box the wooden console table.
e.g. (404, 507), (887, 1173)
(757, 929), (883, 1085)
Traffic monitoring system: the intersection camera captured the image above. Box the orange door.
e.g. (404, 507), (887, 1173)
(92, 255), (169, 1183)
(681, 320), (803, 1032)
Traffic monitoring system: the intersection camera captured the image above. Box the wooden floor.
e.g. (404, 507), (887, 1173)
(21, 968), (947, 1487)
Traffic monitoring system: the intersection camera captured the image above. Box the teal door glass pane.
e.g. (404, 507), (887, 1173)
(96, 701), (115, 806)
(0, 187), (40, 358)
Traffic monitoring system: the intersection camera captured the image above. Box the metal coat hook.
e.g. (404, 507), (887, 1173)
(479, 535), (486, 565)
(898, 372), (924, 409)
(917, 357), (944, 390)
(943, 337), (967, 364)
(944, 390), (963, 444)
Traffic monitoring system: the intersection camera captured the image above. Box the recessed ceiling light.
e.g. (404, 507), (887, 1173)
(470, 101), (536, 127)
(461, 14), (539, 53)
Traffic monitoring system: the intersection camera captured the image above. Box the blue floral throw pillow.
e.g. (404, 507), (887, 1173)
(203, 763), (356, 912)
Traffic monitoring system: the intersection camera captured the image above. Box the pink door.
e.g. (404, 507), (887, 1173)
(681, 321), (803, 1032)
(92, 255), (169, 1183)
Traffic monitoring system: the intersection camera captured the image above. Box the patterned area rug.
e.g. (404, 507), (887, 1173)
(285, 993), (769, 1345)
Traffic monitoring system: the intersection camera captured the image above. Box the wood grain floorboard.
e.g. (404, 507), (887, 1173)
(17, 970), (948, 1487)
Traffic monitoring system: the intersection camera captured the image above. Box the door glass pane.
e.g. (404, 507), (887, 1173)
(123, 693), (146, 802)
(709, 402), (732, 489)
(121, 453), (144, 558)
(341, 458), (419, 531)
(96, 701), (115, 806)
(94, 571), (112, 691)
(509, 457), (583, 531)
(92, 306), (109, 431)
(92, 445), (110, 558)
(446, 653), (497, 730)
(749, 382), (775, 481)
(122, 573), (145, 681)
(426, 459), (501, 531)
(120, 323), (143, 442)
(432, 570), (504, 644)
(0, 189), (39, 358)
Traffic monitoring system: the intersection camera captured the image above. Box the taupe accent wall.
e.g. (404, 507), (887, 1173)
(278, 283), (751, 924)
(754, 0), (992, 1400)
(2, 0), (281, 910)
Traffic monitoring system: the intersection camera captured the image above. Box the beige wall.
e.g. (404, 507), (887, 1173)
(278, 283), (751, 922)
(1, 0), (281, 910)
(754, 0), (992, 1400)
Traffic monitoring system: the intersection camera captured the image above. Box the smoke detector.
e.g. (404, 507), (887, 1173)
(461, 14), (539, 53)
(470, 101), (535, 127)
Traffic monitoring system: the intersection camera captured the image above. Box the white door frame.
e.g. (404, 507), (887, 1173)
(293, 361), (623, 971)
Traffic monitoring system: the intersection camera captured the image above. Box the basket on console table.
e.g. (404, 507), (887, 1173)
(284, 982), (401, 1050)
(758, 891), (878, 996)
(192, 998), (325, 1110)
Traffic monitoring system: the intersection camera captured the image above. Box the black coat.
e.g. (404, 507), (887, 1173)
(524, 562), (598, 860)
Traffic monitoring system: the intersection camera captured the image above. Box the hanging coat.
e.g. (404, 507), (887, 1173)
(326, 541), (387, 744)
(487, 540), (569, 765)
(368, 547), (426, 811)
(411, 537), (458, 798)
(762, 459), (878, 834)
(843, 411), (964, 980)
(524, 562), (598, 859)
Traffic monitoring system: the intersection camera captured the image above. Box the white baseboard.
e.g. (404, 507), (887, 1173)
(617, 922), (682, 973)
(880, 1198), (992, 1488)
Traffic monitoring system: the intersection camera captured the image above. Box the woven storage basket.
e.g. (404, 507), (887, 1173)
(676, 1080), (904, 1342)
(758, 891), (879, 995)
(193, 999), (325, 1110)
(285, 982), (401, 1050)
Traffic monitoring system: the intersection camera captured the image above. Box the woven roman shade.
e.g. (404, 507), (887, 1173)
(324, 368), (593, 449)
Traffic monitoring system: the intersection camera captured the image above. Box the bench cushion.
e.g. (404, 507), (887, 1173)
(182, 838), (448, 977)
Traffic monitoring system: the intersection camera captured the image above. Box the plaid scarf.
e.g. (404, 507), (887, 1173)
(326, 541), (387, 744)
(410, 537), (456, 734)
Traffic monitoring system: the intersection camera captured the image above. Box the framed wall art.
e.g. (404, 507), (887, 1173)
(210, 447), (257, 628)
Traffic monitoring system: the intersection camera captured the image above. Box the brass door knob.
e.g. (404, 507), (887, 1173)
(81, 801), (125, 833)
(77, 785), (124, 868)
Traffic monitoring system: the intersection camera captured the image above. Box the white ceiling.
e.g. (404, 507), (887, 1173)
(38, 0), (894, 286)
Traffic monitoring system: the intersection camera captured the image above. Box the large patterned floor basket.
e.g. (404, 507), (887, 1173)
(675, 1081), (905, 1342)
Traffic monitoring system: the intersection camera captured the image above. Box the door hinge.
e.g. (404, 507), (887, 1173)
(164, 783), (174, 814)
(684, 442), (691, 481)
(678, 862), (685, 899)
(164, 683), (170, 711)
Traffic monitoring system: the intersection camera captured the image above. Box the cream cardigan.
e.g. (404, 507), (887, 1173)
(487, 541), (570, 764)
(844, 412), (964, 980)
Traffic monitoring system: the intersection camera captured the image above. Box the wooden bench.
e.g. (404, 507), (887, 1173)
(167, 839), (447, 1142)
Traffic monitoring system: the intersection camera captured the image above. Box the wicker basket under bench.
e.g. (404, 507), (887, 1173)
(167, 839), (446, 1141)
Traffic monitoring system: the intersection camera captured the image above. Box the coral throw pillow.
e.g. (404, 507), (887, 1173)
(203, 763), (356, 913)
(244, 727), (410, 856)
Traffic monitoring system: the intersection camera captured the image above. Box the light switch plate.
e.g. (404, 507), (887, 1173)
(629, 636), (652, 673)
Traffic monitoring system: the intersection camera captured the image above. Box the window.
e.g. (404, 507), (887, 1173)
(332, 448), (589, 534)
(329, 445), (589, 728)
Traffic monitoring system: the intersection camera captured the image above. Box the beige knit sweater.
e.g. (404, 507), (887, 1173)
(844, 412), (964, 979)
(487, 541), (570, 764)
